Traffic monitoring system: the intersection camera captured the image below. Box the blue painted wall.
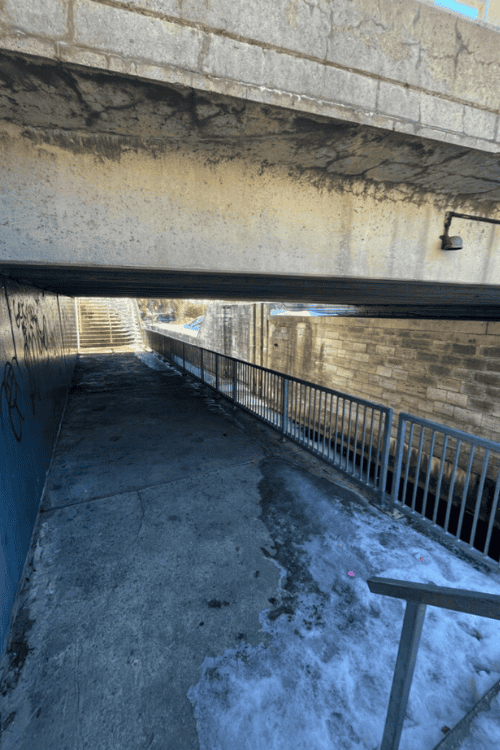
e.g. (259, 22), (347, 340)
(0, 276), (77, 658)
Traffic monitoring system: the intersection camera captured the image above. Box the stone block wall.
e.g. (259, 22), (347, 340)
(265, 317), (500, 446)
(198, 302), (272, 365)
(265, 316), (500, 521)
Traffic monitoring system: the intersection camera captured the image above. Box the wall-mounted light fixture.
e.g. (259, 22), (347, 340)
(440, 211), (500, 251)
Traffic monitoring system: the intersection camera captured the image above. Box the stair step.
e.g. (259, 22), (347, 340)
(77, 298), (143, 351)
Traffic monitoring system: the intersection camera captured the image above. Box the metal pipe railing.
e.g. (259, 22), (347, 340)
(144, 330), (393, 502)
(144, 330), (500, 570)
(75, 298), (80, 351)
(367, 576), (500, 750)
(390, 412), (500, 570)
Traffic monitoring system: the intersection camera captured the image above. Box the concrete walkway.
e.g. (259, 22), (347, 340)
(1, 347), (498, 750)
(0, 346), (369, 750)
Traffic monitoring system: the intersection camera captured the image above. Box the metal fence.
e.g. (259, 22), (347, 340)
(145, 331), (393, 501)
(144, 331), (500, 570)
(390, 413), (500, 571)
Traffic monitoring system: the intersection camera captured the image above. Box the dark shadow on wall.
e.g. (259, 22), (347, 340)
(0, 276), (78, 659)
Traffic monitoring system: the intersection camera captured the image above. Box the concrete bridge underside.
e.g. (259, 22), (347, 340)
(1, 49), (500, 316)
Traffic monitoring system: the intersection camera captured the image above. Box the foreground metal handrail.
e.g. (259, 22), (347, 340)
(145, 331), (393, 502)
(367, 576), (500, 750)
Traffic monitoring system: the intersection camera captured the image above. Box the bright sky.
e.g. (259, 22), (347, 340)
(434, 0), (480, 19)
(136, 349), (500, 750)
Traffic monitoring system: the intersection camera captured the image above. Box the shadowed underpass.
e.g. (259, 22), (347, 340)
(1, 347), (500, 750)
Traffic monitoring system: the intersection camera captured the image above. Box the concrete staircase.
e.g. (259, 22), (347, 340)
(77, 298), (144, 350)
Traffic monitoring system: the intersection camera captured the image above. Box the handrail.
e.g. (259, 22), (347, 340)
(390, 412), (500, 571)
(159, 336), (392, 411)
(145, 330), (500, 571)
(367, 576), (500, 750)
(144, 330), (394, 502)
(75, 298), (80, 351)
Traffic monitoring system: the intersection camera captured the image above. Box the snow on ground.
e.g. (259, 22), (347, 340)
(134, 349), (180, 371)
(136, 348), (500, 750)
(187, 477), (500, 750)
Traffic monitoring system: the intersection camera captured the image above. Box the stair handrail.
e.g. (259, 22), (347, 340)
(75, 298), (80, 351)
(367, 576), (500, 750)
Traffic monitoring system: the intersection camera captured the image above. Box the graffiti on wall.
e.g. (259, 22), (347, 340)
(13, 297), (52, 417)
(0, 288), (57, 443)
(0, 355), (25, 442)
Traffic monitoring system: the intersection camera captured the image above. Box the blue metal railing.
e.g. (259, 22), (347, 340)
(390, 412), (500, 572)
(145, 331), (393, 502)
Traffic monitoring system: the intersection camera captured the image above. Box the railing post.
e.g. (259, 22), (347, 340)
(215, 354), (219, 393)
(200, 348), (204, 383)
(379, 408), (394, 507)
(232, 359), (238, 409)
(108, 303), (112, 346)
(75, 298), (80, 352)
(379, 601), (427, 750)
(281, 378), (289, 442)
(390, 415), (406, 515)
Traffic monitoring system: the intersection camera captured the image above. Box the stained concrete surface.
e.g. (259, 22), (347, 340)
(1, 346), (497, 749)
(0, 345), (366, 750)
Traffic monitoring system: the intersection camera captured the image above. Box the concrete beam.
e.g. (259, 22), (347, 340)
(1, 0), (500, 153)
(2, 263), (500, 318)
(1, 113), (500, 288)
(1, 52), (499, 310)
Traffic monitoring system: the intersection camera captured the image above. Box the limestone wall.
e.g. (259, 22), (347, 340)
(265, 317), (500, 446)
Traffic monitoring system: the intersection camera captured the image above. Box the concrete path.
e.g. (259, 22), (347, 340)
(1, 347), (498, 750)
(0, 347), (368, 750)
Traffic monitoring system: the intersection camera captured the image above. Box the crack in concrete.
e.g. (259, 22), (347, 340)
(454, 19), (470, 82)
(137, 491), (146, 542)
(74, 635), (83, 750)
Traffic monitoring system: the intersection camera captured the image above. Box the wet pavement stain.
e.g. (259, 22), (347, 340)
(257, 457), (333, 626)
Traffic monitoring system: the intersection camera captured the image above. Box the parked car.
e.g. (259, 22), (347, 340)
(183, 316), (204, 331)
(155, 314), (174, 323)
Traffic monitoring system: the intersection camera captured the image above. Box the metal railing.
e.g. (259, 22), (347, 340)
(144, 331), (500, 746)
(144, 332), (500, 570)
(74, 298), (80, 351)
(390, 413), (500, 571)
(367, 576), (500, 750)
(145, 331), (393, 501)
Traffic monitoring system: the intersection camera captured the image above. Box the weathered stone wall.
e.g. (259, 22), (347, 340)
(189, 304), (500, 447)
(0, 277), (77, 658)
(195, 304), (500, 521)
(265, 316), (500, 444)
(198, 303), (257, 362)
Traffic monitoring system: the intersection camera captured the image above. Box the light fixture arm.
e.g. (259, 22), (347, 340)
(440, 211), (500, 251)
